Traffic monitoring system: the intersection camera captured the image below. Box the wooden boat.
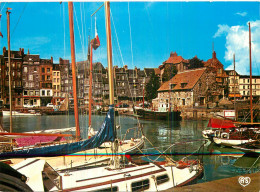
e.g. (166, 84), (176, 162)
(135, 108), (182, 121)
(233, 141), (260, 155)
(202, 118), (236, 140)
(2, 110), (41, 116)
(213, 127), (258, 147)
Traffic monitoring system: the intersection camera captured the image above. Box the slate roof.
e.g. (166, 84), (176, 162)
(158, 68), (206, 92)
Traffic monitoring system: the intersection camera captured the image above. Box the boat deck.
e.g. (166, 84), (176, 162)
(162, 172), (260, 192)
(9, 138), (143, 170)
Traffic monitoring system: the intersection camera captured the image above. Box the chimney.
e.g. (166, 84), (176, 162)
(124, 65), (128, 70)
(213, 51), (216, 59)
(170, 51), (177, 57)
(27, 49), (30, 55)
(51, 56), (53, 63)
(22, 48), (24, 55)
(3, 47), (6, 54)
(19, 48), (22, 56)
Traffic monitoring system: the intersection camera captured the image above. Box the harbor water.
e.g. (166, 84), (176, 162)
(1, 114), (259, 184)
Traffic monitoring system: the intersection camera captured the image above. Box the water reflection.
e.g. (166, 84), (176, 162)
(1, 115), (259, 183)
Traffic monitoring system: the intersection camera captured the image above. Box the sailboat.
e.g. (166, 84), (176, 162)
(212, 22), (259, 147)
(10, 2), (204, 191)
(0, 2), (144, 160)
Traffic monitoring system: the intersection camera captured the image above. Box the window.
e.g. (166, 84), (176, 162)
(171, 84), (176, 89)
(57, 72), (60, 76)
(54, 78), (56, 83)
(12, 63), (15, 68)
(156, 174), (169, 185)
(42, 75), (45, 81)
(47, 90), (51, 96)
(34, 67), (37, 72)
(54, 72), (56, 76)
(181, 83), (187, 88)
(42, 68), (45, 73)
(24, 90), (28, 96)
(35, 91), (39, 96)
(182, 99), (185, 105)
(42, 90), (45, 96)
(54, 85), (56, 89)
(47, 68), (50, 73)
(29, 75), (33, 81)
(57, 78), (60, 82)
(47, 75), (50, 80)
(93, 187), (118, 192)
(29, 91), (33, 96)
(131, 179), (149, 192)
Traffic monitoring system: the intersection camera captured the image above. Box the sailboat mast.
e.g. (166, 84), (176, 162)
(89, 44), (93, 126)
(68, 2), (81, 140)
(249, 22), (253, 123)
(105, 2), (114, 106)
(7, 8), (12, 133)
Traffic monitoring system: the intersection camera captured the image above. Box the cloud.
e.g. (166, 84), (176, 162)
(236, 12), (247, 17)
(213, 24), (230, 38)
(214, 21), (260, 75)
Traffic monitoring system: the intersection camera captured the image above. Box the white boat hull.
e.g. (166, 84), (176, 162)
(3, 110), (41, 116)
(213, 137), (255, 147)
(233, 146), (260, 154)
(13, 158), (203, 192)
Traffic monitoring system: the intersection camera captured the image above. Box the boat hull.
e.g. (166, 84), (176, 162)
(213, 137), (255, 147)
(136, 109), (182, 121)
(3, 110), (41, 116)
(13, 158), (203, 192)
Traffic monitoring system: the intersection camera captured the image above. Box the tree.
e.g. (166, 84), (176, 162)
(188, 57), (204, 69)
(162, 64), (177, 82)
(145, 71), (160, 101)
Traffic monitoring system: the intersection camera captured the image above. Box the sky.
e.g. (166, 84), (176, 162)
(0, 1), (259, 75)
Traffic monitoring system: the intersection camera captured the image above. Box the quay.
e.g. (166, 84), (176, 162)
(163, 172), (260, 192)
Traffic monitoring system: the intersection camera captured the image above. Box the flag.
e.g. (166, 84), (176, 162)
(0, 15), (2, 38)
(91, 16), (100, 50)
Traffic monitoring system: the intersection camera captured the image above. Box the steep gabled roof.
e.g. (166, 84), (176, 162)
(164, 51), (184, 64)
(158, 68), (206, 92)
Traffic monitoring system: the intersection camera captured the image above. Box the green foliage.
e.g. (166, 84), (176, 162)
(162, 64), (177, 82)
(145, 71), (160, 101)
(188, 57), (204, 69)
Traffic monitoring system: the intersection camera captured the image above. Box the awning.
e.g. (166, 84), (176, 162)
(207, 118), (236, 128)
(228, 94), (242, 97)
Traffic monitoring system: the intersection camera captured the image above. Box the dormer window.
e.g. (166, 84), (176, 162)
(181, 83), (187, 88)
(170, 84), (176, 89)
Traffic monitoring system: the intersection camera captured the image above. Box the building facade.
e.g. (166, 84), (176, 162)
(22, 53), (41, 107)
(40, 58), (53, 106)
(155, 68), (216, 111)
